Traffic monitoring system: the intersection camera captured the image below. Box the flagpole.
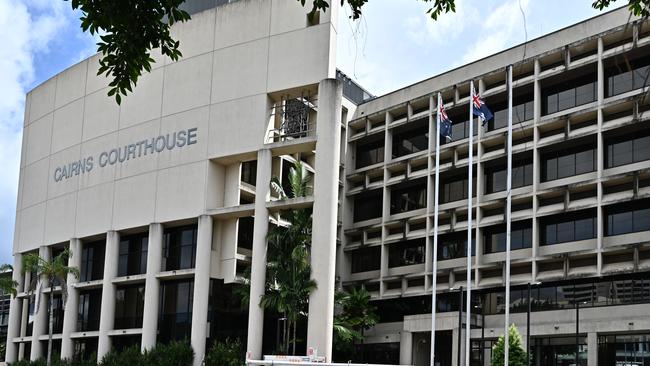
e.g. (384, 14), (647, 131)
(430, 93), (442, 366)
(465, 82), (474, 366)
(504, 65), (514, 366)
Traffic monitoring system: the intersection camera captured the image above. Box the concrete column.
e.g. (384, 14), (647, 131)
(5, 253), (23, 363)
(306, 78), (342, 361)
(451, 327), (460, 366)
(399, 331), (413, 365)
(246, 148), (272, 359)
(141, 223), (163, 351)
(61, 239), (82, 359)
(191, 215), (213, 366)
(30, 246), (51, 360)
(587, 332), (598, 366)
(97, 231), (119, 359)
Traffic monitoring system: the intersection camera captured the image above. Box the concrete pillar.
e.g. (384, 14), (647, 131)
(30, 246), (51, 360)
(5, 253), (23, 363)
(246, 148), (272, 359)
(451, 327), (460, 366)
(191, 215), (213, 366)
(61, 239), (82, 359)
(400, 331), (413, 365)
(588, 332), (598, 366)
(97, 231), (119, 359)
(306, 78), (342, 361)
(141, 223), (163, 351)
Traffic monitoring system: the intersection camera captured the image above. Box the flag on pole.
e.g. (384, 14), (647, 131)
(471, 90), (493, 126)
(439, 103), (453, 140)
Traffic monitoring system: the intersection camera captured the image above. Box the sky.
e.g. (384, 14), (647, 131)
(0, 0), (620, 264)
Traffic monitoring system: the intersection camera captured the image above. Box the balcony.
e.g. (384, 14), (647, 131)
(267, 97), (317, 144)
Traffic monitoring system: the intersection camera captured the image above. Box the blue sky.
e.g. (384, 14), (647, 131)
(0, 0), (620, 264)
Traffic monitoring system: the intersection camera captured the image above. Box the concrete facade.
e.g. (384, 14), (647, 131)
(8, 2), (650, 366)
(341, 7), (650, 366)
(8, 0), (351, 363)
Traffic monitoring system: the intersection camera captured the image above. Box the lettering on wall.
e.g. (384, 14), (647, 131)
(53, 127), (198, 182)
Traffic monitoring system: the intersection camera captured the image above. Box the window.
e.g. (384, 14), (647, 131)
(353, 190), (382, 222)
(80, 240), (105, 282)
(114, 284), (145, 329)
(449, 117), (478, 142)
(489, 94), (534, 130)
(605, 199), (650, 236)
(599, 334), (650, 366)
(237, 217), (254, 250)
(356, 139), (384, 168)
(241, 161), (257, 186)
(162, 225), (197, 271)
(440, 172), (476, 203)
(483, 220), (532, 254)
(533, 336), (588, 366)
(118, 233), (148, 277)
(543, 73), (597, 115)
(390, 180), (426, 214)
(158, 280), (194, 343)
(49, 294), (64, 334)
(207, 279), (248, 343)
(437, 230), (475, 260)
(78, 289), (102, 332)
(606, 54), (650, 96)
(388, 238), (425, 267)
(542, 144), (596, 181)
(350, 246), (380, 273)
(540, 209), (596, 245)
(485, 158), (533, 193)
(392, 121), (428, 158)
(605, 130), (650, 168)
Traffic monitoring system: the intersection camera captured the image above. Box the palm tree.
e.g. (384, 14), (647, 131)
(261, 160), (316, 355)
(23, 248), (80, 366)
(0, 264), (19, 297)
(332, 286), (378, 361)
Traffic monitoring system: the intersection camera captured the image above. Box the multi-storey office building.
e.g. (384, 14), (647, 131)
(340, 8), (650, 366)
(7, 2), (650, 366)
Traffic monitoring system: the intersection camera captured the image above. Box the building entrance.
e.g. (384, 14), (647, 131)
(413, 331), (453, 366)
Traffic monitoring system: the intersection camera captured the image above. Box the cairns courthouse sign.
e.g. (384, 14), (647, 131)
(52, 127), (198, 182)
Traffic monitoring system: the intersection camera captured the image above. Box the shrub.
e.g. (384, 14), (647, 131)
(100, 346), (144, 366)
(146, 340), (194, 366)
(204, 339), (245, 366)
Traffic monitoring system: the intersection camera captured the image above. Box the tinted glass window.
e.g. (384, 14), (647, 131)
(388, 239), (425, 267)
(353, 190), (383, 222)
(605, 199), (650, 236)
(118, 233), (148, 277)
(392, 123), (428, 158)
(483, 220), (532, 253)
(542, 144), (595, 181)
(540, 209), (596, 245)
(543, 73), (597, 115)
(115, 284), (145, 329)
(356, 139), (384, 169)
(390, 180), (427, 214)
(158, 280), (194, 343)
(350, 246), (380, 273)
(606, 130), (650, 168)
(80, 241), (105, 282)
(606, 55), (650, 96)
(163, 225), (197, 271)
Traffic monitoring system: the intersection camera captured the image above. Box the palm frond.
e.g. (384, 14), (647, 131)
(270, 177), (287, 199)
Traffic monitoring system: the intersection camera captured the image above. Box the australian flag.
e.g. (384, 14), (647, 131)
(472, 93), (493, 126)
(439, 104), (452, 141)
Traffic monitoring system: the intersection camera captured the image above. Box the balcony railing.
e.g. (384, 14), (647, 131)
(267, 97), (317, 143)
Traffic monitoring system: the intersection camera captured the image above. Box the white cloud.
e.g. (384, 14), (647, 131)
(0, 0), (78, 263)
(404, 0), (479, 46)
(461, 0), (531, 64)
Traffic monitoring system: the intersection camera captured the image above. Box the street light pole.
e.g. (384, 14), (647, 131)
(457, 286), (463, 366)
(575, 296), (580, 366)
(527, 282), (531, 366)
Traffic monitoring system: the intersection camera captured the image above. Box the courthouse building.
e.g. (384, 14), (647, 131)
(7, 0), (650, 365)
